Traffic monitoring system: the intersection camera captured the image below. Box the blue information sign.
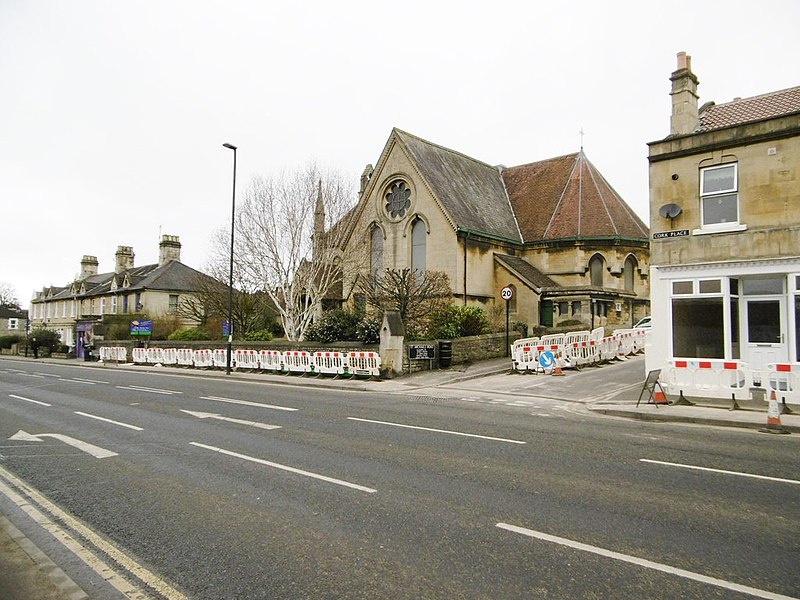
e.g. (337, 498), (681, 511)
(538, 351), (555, 369)
(130, 320), (153, 336)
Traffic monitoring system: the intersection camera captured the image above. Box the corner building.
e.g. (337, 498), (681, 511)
(647, 53), (800, 380)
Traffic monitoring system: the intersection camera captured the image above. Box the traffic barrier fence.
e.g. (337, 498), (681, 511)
(259, 350), (284, 372)
(765, 363), (800, 404)
(663, 359), (751, 400)
(132, 348), (148, 364)
(99, 346), (127, 362)
(314, 351), (347, 376)
(347, 352), (381, 378)
(193, 349), (213, 368)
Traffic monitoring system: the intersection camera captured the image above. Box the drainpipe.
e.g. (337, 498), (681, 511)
(463, 231), (468, 305)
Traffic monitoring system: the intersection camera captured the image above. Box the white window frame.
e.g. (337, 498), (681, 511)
(8, 318), (18, 330)
(697, 163), (743, 233)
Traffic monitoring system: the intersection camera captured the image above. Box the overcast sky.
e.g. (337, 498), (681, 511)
(2, 1), (798, 309)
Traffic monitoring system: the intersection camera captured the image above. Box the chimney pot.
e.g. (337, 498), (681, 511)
(158, 234), (182, 266)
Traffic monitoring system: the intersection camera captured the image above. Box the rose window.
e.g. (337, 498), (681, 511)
(385, 180), (411, 219)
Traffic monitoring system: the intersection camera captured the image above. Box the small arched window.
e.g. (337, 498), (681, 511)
(624, 256), (637, 292)
(507, 284), (517, 312)
(589, 254), (604, 287)
(411, 218), (426, 272)
(370, 227), (383, 277)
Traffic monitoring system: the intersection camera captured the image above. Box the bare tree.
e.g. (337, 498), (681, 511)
(0, 282), (20, 309)
(180, 249), (278, 339)
(215, 164), (359, 341)
(358, 268), (452, 334)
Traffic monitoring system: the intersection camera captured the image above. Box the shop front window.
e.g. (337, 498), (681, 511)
(672, 297), (724, 358)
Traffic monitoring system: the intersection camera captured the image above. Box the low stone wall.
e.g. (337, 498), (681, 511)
(403, 332), (522, 373)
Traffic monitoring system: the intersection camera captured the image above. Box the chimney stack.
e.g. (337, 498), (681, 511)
(115, 245), (135, 273)
(670, 51), (700, 136)
(80, 255), (99, 279)
(158, 234), (181, 266)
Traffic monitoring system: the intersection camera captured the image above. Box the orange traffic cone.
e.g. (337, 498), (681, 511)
(760, 390), (790, 435)
(551, 353), (565, 376)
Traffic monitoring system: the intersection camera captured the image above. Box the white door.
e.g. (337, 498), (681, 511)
(743, 297), (787, 370)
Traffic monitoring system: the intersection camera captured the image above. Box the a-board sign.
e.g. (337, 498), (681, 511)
(409, 344), (436, 360)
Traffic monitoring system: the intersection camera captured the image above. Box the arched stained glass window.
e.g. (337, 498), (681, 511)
(624, 256), (637, 292)
(411, 219), (426, 273)
(370, 227), (383, 276)
(589, 255), (604, 287)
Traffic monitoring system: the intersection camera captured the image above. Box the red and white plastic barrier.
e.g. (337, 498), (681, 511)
(259, 350), (284, 372)
(234, 349), (260, 370)
(99, 346), (127, 362)
(284, 350), (312, 374)
(347, 352), (381, 377)
(765, 363), (800, 404)
(212, 349), (231, 369)
(193, 349), (213, 368)
(160, 348), (177, 365)
(176, 348), (195, 366)
(314, 351), (347, 376)
(145, 347), (164, 364)
(132, 347), (148, 364)
(663, 359), (751, 399)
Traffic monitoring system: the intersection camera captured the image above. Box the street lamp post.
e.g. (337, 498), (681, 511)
(223, 143), (237, 375)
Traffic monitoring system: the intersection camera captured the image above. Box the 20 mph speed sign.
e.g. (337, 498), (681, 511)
(501, 286), (513, 301)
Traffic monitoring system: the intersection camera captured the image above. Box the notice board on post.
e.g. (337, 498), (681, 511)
(408, 344), (436, 360)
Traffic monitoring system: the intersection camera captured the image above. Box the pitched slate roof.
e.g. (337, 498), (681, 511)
(0, 306), (27, 319)
(502, 152), (648, 243)
(696, 86), (800, 132)
(394, 129), (522, 242)
(494, 254), (558, 292)
(33, 261), (210, 301)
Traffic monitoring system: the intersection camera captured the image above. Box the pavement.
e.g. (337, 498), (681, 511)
(2, 352), (798, 599)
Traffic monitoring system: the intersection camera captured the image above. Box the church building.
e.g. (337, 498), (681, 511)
(339, 129), (649, 333)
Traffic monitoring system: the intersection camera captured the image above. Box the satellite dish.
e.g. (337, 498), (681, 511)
(658, 203), (683, 219)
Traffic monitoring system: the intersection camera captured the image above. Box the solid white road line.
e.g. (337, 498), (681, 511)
(181, 409), (281, 430)
(116, 385), (182, 395)
(496, 523), (798, 600)
(34, 372), (61, 378)
(640, 459), (800, 486)
(347, 417), (527, 444)
(0, 464), (189, 600)
(59, 378), (96, 384)
(200, 395), (298, 411)
(71, 378), (110, 384)
(75, 411), (144, 431)
(8, 394), (51, 407)
(189, 442), (377, 493)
